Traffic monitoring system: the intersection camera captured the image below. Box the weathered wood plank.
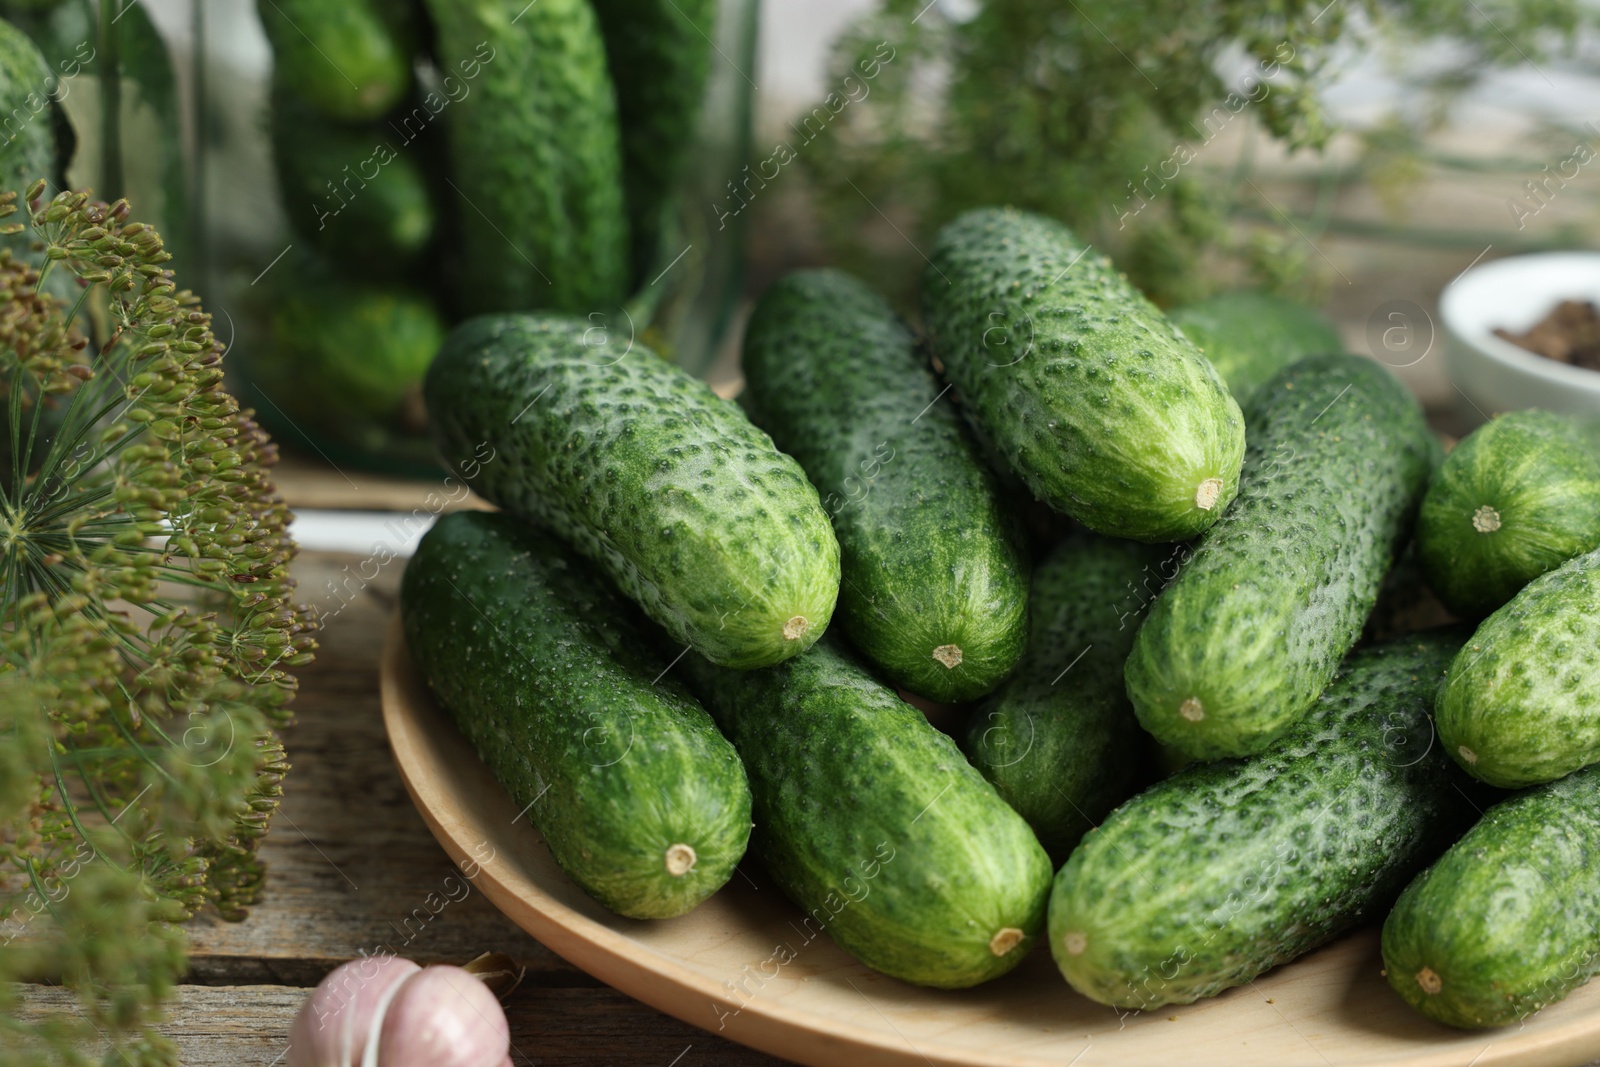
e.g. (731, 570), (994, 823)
(16, 984), (787, 1065)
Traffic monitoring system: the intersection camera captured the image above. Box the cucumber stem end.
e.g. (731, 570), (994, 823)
(664, 843), (697, 877)
(989, 927), (1024, 956)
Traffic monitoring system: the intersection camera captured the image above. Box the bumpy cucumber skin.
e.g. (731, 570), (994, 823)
(1381, 765), (1600, 1029)
(425, 313), (840, 670)
(922, 207), (1245, 543)
(271, 94), (436, 272)
(400, 512), (751, 919)
(1125, 354), (1435, 759)
(1051, 632), (1471, 1009)
(588, 0), (713, 284)
(1168, 291), (1342, 403)
(681, 639), (1052, 989)
(1418, 410), (1600, 619)
(742, 270), (1029, 702)
(1437, 547), (1600, 787)
(965, 534), (1163, 861)
(258, 0), (413, 121)
(425, 0), (628, 315)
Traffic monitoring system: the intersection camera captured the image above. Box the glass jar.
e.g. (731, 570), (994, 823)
(196, 0), (757, 478)
(0, 0), (195, 270)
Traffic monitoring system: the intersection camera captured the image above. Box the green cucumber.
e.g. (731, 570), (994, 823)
(271, 91), (436, 272)
(1417, 410), (1600, 619)
(0, 16), (54, 241)
(588, 0), (713, 283)
(1125, 354), (1435, 759)
(922, 207), (1245, 543)
(425, 312), (840, 669)
(1168, 291), (1342, 403)
(424, 0), (628, 315)
(1436, 546), (1600, 787)
(741, 269), (1029, 701)
(1051, 631), (1471, 1009)
(1381, 764), (1600, 1029)
(263, 266), (443, 428)
(257, 0), (414, 121)
(965, 533), (1163, 861)
(681, 638), (1052, 989)
(401, 511), (750, 919)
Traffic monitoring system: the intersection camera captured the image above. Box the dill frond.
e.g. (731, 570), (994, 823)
(0, 181), (318, 1064)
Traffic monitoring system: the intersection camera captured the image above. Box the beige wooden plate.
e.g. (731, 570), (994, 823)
(380, 615), (1600, 1067)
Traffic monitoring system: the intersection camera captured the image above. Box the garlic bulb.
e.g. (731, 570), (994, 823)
(287, 956), (511, 1067)
(375, 965), (513, 1067)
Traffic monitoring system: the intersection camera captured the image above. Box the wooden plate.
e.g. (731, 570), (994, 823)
(380, 615), (1600, 1067)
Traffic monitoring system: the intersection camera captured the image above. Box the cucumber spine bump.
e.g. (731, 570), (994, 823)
(742, 268), (1029, 702)
(922, 206), (1245, 543)
(1417, 409), (1600, 619)
(423, 0), (629, 314)
(424, 312), (840, 669)
(1125, 354), (1435, 759)
(1381, 764), (1600, 1029)
(681, 639), (1053, 990)
(1051, 631), (1472, 1009)
(1436, 546), (1600, 787)
(965, 533), (1164, 861)
(400, 511), (752, 919)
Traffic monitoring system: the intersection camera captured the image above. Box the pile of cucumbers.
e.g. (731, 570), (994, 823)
(402, 205), (1600, 1029)
(254, 0), (711, 457)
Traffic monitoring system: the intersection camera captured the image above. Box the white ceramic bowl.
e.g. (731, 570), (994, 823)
(1439, 251), (1600, 418)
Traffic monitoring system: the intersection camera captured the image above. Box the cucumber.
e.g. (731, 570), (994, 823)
(263, 266), (444, 428)
(680, 638), (1052, 989)
(588, 0), (713, 283)
(271, 91), (436, 272)
(1381, 764), (1600, 1029)
(964, 533), (1163, 861)
(1436, 546), (1600, 788)
(1417, 410), (1600, 619)
(1125, 354), (1435, 759)
(741, 269), (1029, 702)
(257, 0), (414, 122)
(1168, 291), (1342, 403)
(0, 16), (54, 237)
(425, 313), (840, 670)
(401, 511), (750, 919)
(922, 207), (1245, 543)
(424, 0), (628, 315)
(1050, 631), (1471, 1009)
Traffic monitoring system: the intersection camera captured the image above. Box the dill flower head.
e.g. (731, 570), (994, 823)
(0, 181), (317, 1064)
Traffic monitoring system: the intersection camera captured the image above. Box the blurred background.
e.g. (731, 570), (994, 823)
(95, 0), (1600, 458)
